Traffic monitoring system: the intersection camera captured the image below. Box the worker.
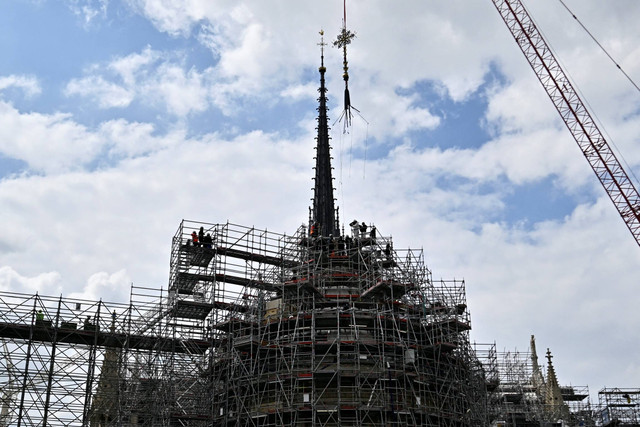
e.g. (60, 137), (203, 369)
(370, 226), (377, 243)
(36, 309), (44, 323)
(349, 219), (359, 238)
(359, 221), (368, 236)
(84, 316), (92, 330)
(345, 235), (352, 250)
(310, 221), (319, 238)
(191, 231), (199, 246)
(198, 227), (205, 244)
(385, 242), (392, 259)
(203, 233), (213, 248)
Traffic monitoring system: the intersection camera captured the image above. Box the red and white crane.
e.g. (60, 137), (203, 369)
(491, 0), (640, 247)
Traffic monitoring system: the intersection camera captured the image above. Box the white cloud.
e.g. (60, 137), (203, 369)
(0, 266), (62, 294)
(98, 118), (179, 157)
(65, 75), (134, 108)
(148, 64), (210, 116)
(66, 0), (109, 26)
(108, 46), (160, 86)
(0, 101), (103, 173)
(280, 82), (317, 101)
(65, 48), (215, 117)
(0, 75), (41, 98)
(68, 269), (131, 302)
(0, 101), (182, 173)
(125, 0), (228, 36)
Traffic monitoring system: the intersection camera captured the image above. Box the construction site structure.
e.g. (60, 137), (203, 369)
(0, 218), (486, 426)
(488, 335), (594, 426)
(598, 388), (640, 426)
(1, 19), (640, 427)
(2, 283), (639, 426)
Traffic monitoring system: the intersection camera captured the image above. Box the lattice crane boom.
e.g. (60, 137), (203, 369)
(491, 0), (640, 247)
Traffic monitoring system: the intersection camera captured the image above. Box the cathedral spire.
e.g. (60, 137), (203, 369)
(530, 335), (546, 391)
(545, 348), (570, 420)
(311, 30), (339, 237)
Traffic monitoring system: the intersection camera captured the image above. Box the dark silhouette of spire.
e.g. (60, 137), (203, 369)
(312, 31), (339, 237)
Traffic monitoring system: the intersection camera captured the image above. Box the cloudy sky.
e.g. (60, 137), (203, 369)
(1, 0), (639, 400)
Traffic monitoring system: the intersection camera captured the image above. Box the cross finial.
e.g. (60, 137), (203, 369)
(333, 27), (356, 50)
(318, 30), (327, 67)
(332, 0), (362, 131)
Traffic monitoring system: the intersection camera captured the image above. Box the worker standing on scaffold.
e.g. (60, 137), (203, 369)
(349, 219), (359, 239)
(36, 309), (44, 324)
(359, 221), (368, 238)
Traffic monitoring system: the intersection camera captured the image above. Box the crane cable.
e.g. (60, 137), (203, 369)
(558, 0), (640, 94)
(529, 0), (640, 188)
(554, 0), (640, 187)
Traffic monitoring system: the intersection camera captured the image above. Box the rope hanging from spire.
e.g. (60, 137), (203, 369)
(333, 0), (360, 132)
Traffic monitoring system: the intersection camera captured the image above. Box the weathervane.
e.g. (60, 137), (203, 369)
(333, 0), (360, 132)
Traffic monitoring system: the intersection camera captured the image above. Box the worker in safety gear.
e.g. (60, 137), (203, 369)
(191, 231), (199, 246)
(349, 219), (359, 239)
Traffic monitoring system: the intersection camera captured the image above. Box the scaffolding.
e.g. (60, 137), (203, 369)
(595, 388), (640, 426)
(487, 343), (594, 426)
(175, 219), (489, 426)
(2, 221), (640, 426)
(0, 219), (492, 426)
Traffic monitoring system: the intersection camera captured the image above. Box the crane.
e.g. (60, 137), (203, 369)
(491, 0), (640, 247)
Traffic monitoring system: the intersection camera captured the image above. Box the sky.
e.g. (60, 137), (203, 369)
(1, 0), (639, 402)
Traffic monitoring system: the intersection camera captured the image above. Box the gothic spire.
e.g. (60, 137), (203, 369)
(545, 348), (569, 419)
(530, 335), (546, 391)
(312, 30), (339, 237)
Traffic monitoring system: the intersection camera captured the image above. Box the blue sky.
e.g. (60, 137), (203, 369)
(1, 0), (640, 400)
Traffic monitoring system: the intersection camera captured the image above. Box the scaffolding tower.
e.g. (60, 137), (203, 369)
(170, 219), (488, 426)
(487, 337), (593, 427)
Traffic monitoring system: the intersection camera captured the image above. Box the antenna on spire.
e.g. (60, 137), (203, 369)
(333, 0), (363, 133)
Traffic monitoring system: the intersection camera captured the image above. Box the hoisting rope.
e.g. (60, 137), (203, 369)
(558, 0), (640, 94)
(555, 0), (640, 186)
